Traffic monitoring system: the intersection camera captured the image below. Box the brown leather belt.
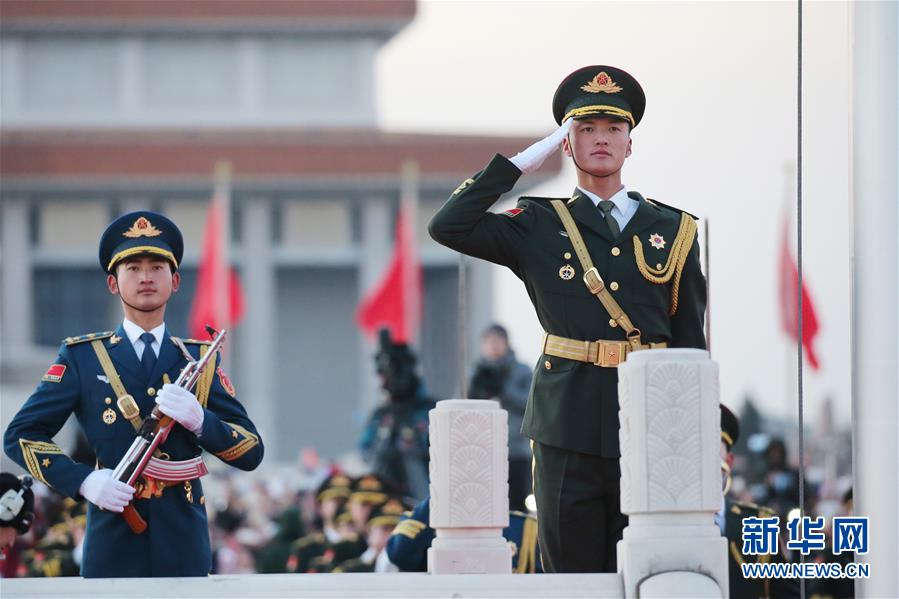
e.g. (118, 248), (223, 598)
(542, 333), (667, 368)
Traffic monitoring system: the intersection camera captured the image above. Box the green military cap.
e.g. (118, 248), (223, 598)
(317, 473), (353, 503)
(349, 474), (391, 506)
(367, 496), (408, 529)
(720, 404), (740, 450)
(552, 65), (646, 128)
(99, 210), (183, 273)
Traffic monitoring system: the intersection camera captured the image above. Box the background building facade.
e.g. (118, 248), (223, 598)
(0, 1), (560, 465)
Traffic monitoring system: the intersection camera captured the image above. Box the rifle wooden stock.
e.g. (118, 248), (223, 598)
(122, 504), (147, 534)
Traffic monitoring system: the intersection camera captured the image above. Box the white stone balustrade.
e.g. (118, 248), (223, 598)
(616, 348), (728, 598)
(427, 399), (512, 574)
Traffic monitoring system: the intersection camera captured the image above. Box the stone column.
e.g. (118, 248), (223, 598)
(240, 200), (277, 458)
(852, 2), (898, 597)
(617, 348), (727, 598)
(1, 198), (33, 353)
(427, 399), (511, 574)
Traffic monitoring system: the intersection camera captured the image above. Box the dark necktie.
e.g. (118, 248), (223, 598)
(140, 332), (157, 377)
(598, 200), (620, 237)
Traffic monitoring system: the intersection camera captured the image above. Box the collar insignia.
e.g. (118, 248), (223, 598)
(122, 216), (162, 238)
(581, 72), (623, 94)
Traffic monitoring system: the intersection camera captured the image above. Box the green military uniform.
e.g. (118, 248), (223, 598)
(720, 405), (799, 599)
(724, 499), (800, 599)
(429, 65), (706, 573)
(254, 507), (305, 574)
(331, 497), (406, 574)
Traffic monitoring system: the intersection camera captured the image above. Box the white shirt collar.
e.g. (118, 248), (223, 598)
(577, 185), (632, 212)
(122, 319), (165, 357)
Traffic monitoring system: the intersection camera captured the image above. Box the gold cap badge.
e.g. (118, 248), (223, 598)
(122, 216), (162, 239)
(581, 72), (623, 94)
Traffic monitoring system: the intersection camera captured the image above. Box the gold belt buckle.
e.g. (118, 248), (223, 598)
(594, 341), (624, 367)
(583, 267), (605, 294)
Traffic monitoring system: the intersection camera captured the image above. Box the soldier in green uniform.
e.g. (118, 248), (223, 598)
(719, 405), (799, 599)
(429, 65), (707, 573)
(331, 497), (407, 573)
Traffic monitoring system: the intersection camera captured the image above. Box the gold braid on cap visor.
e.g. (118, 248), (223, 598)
(107, 246), (177, 272)
(564, 105), (635, 127)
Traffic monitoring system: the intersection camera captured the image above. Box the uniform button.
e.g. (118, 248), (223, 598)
(564, 252), (572, 260)
(105, 397), (112, 405)
(544, 360), (552, 370)
(147, 387), (156, 396)
(610, 281), (620, 291)
(611, 247), (621, 256)
(609, 319), (618, 327)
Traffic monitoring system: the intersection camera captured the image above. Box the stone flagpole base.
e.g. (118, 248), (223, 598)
(616, 348), (729, 598)
(427, 399), (512, 574)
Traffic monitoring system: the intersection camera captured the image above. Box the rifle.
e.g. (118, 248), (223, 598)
(111, 326), (226, 534)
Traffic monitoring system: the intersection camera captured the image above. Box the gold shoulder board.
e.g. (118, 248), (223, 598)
(64, 331), (114, 346)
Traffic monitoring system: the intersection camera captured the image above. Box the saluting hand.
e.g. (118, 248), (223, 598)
(156, 384), (204, 436)
(79, 469), (135, 512)
(509, 118), (574, 174)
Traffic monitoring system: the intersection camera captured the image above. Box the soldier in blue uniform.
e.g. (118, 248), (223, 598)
(3, 211), (264, 577)
(386, 496), (542, 573)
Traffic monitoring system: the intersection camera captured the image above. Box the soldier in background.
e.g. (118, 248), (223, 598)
(286, 473), (355, 573)
(359, 330), (435, 500)
(387, 495), (542, 574)
(719, 405), (799, 599)
(468, 323), (533, 511)
(332, 497), (407, 573)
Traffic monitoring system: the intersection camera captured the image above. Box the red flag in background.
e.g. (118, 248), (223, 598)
(778, 216), (820, 370)
(189, 164), (245, 339)
(356, 206), (423, 343)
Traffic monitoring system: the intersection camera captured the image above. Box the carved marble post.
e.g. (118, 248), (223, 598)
(427, 399), (512, 574)
(617, 348), (728, 598)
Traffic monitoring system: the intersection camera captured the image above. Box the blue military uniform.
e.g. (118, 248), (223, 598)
(3, 211), (264, 577)
(386, 497), (542, 573)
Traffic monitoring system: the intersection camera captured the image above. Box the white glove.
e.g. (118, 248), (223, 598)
(509, 119), (574, 174)
(156, 383), (204, 436)
(79, 469), (135, 512)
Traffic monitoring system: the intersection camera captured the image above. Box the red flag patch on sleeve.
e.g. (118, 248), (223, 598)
(42, 364), (66, 383)
(502, 208), (523, 218)
(217, 367), (236, 397)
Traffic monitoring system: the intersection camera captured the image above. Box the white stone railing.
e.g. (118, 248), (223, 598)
(616, 348), (727, 597)
(2, 349), (725, 598)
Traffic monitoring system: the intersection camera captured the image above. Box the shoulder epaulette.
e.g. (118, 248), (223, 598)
(646, 198), (700, 220)
(732, 500), (775, 517)
(172, 337), (213, 345)
(291, 533), (326, 550)
(519, 196), (566, 204)
(64, 331), (114, 346)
